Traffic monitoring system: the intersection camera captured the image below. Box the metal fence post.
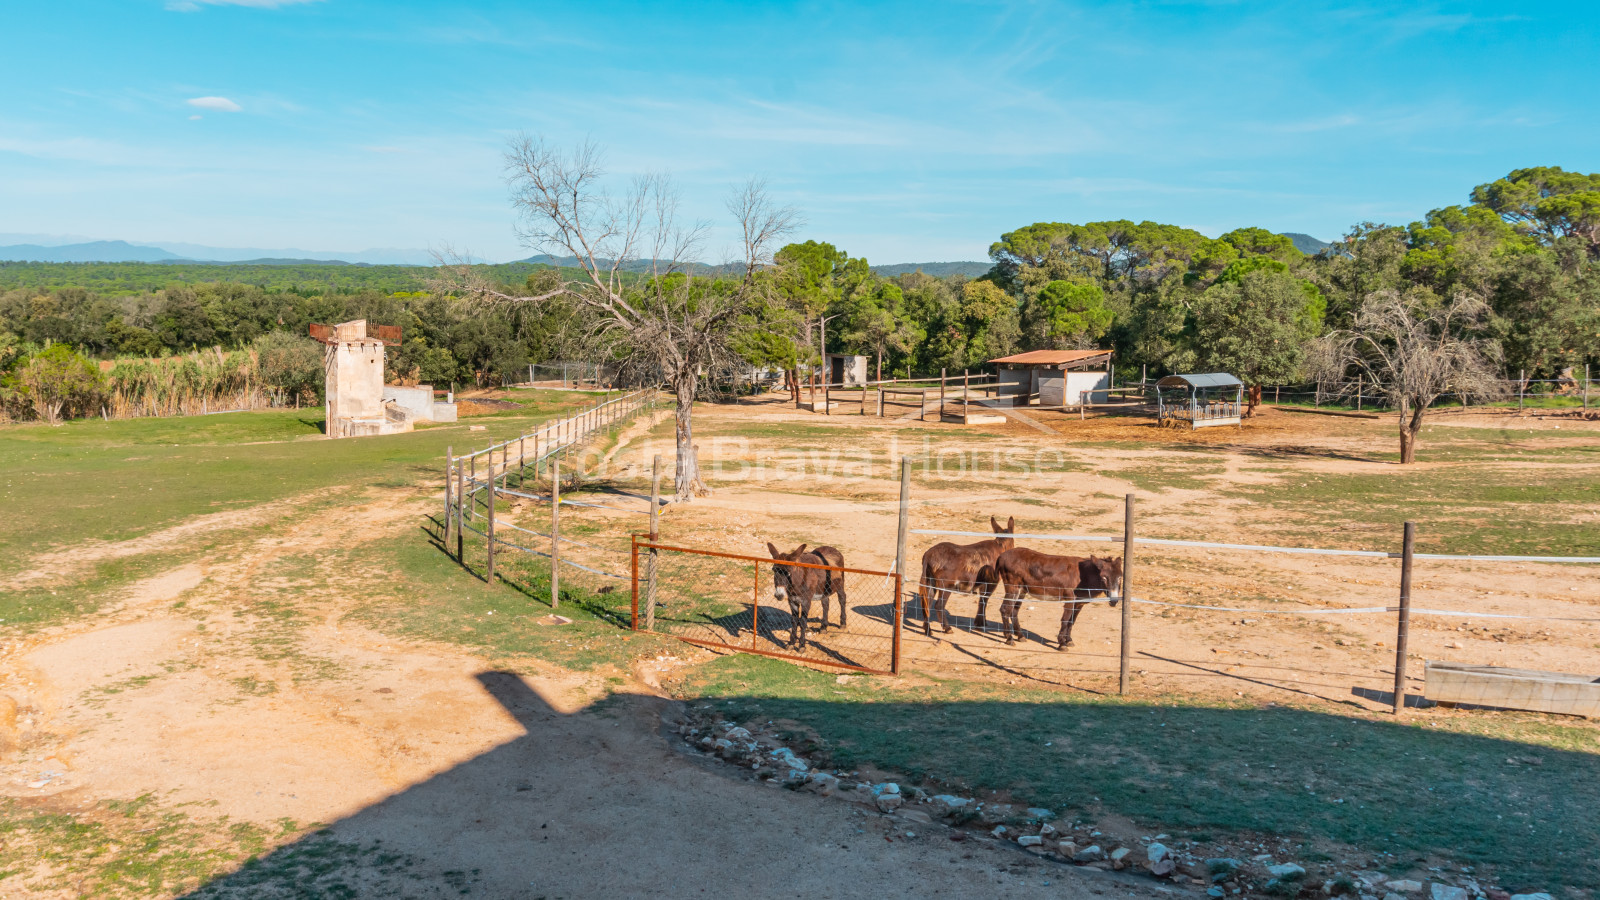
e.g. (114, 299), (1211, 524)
(444, 446), (452, 544)
(630, 535), (640, 631)
(1393, 521), (1415, 714)
(1586, 363), (1591, 411)
(751, 562), (761, 651)
(1519, 369), (1525, 412)
(646, 455), (661, 631)
(551, 460), (561, 609)
(468, 452), (476, 520)
(455, 455), (465, 561)
(1120, 493), (1135, 695)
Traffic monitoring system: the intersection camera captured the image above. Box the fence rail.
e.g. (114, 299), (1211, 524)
(442, 388), (658, 587)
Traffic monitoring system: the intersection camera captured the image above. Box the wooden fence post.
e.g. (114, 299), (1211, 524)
(444, 446), (453, 544)
(468, 452), (476, 520)
(1357, 374), (1363, 411)
(455, 455), (465, 561)
(551, 460), (561, 609)
(646, 455), (661, 631)
(1120, 493), (1135, 695)
(940, 368), (946, 419)
(895, 456), (912, 634)
(1519, 370), (1526, 412)
(1393, 521), (1415, 714)
(485, 463), (496, 582)
(1585, 363), (1591, 411)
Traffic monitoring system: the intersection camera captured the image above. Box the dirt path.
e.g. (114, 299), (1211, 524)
(0, 493), (1170, 898)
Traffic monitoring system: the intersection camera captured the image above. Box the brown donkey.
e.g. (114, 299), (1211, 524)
(917, 516), (1016, 637)
(979, 549), (1123, 649)
(766, 543), (848, 650)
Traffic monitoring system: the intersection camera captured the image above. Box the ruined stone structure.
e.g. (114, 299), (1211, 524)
(311, 320), (456, 439)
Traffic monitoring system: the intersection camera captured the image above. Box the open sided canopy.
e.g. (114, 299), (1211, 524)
(1156, 373), (1242, 389)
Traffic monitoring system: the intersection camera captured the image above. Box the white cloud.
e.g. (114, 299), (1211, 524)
(167, 0), (322, 10)
(187, 96), (242, 112)
(189, 114), (203, 121)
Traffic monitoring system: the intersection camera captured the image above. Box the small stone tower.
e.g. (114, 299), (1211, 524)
(310, 319), (408, 439)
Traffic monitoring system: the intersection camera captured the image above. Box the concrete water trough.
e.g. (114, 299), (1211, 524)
(1423, 661), (1600, 717)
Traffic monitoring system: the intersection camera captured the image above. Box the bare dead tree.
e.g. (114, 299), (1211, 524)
(431, 136), (797, 499)
(1313, 289), (1505, 463)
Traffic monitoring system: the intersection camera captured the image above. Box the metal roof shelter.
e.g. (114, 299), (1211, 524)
(1154, 372), (1244, 429)
(989, 349), (1114, 409)
(990, 349), (1112, 369)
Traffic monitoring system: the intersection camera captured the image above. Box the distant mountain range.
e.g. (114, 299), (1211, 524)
(0, 236), (440, 265)
(0, 233), (1334, 268)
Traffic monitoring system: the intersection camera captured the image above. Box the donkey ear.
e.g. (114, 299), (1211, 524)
(1006, 516), (1015, 531)
(767, 542), (781, 558)
(991, 516), (1000, 532)
(796, 543), (808, 555)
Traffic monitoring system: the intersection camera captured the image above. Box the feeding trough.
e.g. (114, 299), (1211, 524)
(1155, 373), (1244, 429)
(1424, 662), (1600, 717)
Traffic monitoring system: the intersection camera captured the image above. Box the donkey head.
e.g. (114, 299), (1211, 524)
(989, 515), (1017, 551)
(767, 542), (810, 603)
(1080, 555), (1125, 606)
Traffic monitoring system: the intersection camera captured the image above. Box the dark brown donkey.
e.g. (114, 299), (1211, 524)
(978, 550), (1123, 649)
(766, 543), (847, 650)
(917, 516), (1016, 636)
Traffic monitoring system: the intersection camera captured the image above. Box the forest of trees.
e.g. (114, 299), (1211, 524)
(2, 166), (1596, 425)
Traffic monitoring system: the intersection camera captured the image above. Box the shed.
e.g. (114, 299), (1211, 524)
(988, 349), (1113, 408)
(1154, 373), (1244, 429)
(825, 353), (868, 387)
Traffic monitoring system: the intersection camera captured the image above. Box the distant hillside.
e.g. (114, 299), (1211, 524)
(0, 238), (441, 265)
(1281, 232), (1331, 255)
(518, 254), (730, 276)
(0, 240), (181, 263)
(870, 261), (992, 278)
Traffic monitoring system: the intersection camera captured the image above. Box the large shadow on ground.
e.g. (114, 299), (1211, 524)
(181, 665), (1599, 897)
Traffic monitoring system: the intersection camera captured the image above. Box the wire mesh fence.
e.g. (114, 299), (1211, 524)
(631, 541), (903, 673)
(904, 517), (1600, 711)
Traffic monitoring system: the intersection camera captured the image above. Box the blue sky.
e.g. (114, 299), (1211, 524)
(3, 1), (1596, 263)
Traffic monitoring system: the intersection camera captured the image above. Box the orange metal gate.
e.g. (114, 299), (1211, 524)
(631, 538), (902, 674)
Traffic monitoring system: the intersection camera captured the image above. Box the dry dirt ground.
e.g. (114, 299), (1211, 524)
(1, 488), (1174, 898)
(4, 393), (1597, 896)
(545, 393), (1600, 707)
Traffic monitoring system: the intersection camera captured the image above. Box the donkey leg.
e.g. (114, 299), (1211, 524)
(1057, 601), (1080, 651)
(789, 599), (802, 648)
(938, 588), (953, 633)
(836, 584), (848, 631)
(819, 591), (830, 633)
(920, 585), (933, 637)
(974, 589), (989, 631)
(1001, 590), (1023, 644)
